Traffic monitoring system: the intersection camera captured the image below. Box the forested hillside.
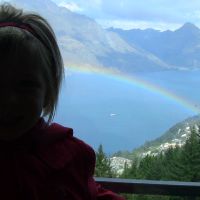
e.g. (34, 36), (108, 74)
(114, 115), (200, 160)
(120, 128), (200, 199)
(95, 123), (200, 199)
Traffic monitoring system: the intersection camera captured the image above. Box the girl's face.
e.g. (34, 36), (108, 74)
(0, 60), (46, 140)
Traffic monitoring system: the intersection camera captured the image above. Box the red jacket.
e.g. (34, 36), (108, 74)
(0, 118), (125, 200)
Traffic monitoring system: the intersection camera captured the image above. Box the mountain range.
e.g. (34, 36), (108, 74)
(109, 23), (200, 71)
(9, 0), (200, 73)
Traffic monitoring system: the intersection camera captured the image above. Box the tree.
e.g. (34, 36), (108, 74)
(94, 144), (114, 177)
(162, 146), (183, 181)
(179, 127), (200, 181)
(121, 160), (137, 179)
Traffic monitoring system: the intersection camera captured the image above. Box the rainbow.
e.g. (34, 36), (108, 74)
(66, 65), (200, 114)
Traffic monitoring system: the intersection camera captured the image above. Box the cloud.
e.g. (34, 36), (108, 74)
(52, 0), (200, 30)
(53, 0), (103, 17)
(96, 0), (200, 30)
(92, 0), (102, 6)
(58, 1), (83, 12)
(100, 0), (198, 22)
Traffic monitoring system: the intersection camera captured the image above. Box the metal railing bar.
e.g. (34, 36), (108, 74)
(95, 177), (200, 196)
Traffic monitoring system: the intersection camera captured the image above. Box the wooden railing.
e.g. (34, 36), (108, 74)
(95, 178), (200, 197)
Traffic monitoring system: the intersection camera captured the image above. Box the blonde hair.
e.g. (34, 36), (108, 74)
(0, 3), (64, 125)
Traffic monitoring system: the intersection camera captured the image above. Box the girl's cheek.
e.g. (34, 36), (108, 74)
(18, 88), (44, 99)
(18, 92), (44, 108)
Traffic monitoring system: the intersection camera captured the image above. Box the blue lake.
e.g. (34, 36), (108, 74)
(53, 69), (200, 154)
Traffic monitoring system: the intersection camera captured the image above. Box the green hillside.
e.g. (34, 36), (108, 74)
(114, 115), (200, 160)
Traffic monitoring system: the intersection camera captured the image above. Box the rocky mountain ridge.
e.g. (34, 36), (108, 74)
(109, 156), (132, 176)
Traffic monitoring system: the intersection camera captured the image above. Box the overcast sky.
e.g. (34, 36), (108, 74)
(51, 0), (200, 31)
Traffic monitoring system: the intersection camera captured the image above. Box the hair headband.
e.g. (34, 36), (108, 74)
(0, 22), (46, 48)
(0, 22), (37, 36)
(0, 22), (34, 32)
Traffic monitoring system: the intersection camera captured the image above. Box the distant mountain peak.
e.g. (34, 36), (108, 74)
(183, 22), (199, 28)
(176, 22), (199, 33)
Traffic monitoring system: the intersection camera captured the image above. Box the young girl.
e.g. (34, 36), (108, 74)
(0, 3), (125, 200)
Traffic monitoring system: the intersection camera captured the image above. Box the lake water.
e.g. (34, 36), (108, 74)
(53, 69), (200, 154)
